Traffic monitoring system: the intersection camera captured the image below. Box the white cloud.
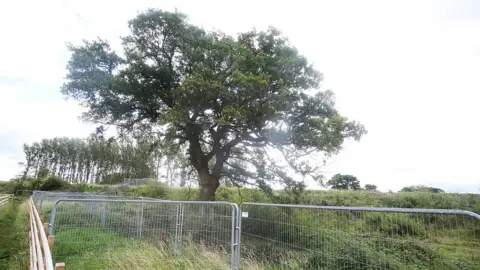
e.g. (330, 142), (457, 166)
(0, 83), (96, 179)
(0, 0), (479, 192)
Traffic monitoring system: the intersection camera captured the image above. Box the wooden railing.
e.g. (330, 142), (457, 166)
(0, 194), (13, 205)
(29, 198), (65, 270)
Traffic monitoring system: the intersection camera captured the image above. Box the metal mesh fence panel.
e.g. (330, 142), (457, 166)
(237, 203), (480, 270)
(49, 199), (238, 269)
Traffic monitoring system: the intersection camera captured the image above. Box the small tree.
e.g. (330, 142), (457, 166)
(400, 185), (444, 193)
(326, 174), (361, 190)
(364, 184), (377, 191)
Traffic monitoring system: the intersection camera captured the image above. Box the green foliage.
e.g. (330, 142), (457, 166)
(4, 176), (70, 194)
(0, 181), (21, 194)
(303, 237), (403, 270)
(40, 176), (70, 191)
(61, 9), (366, 200)
(364, 214), (427, 237)
(400, 185), (445, 193)
(327, 174), (362, 190)
(130, 183), (168, 198)
(364, 184), (377, 191)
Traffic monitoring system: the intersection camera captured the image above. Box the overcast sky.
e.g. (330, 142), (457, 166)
(1, 0), (479, 193)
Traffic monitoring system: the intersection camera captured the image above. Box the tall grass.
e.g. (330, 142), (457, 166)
(0, 199), (29, 270)
(52, 227), (263, 270)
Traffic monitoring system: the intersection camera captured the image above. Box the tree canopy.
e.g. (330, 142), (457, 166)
(326, 174), (362, 190)
(364, 184), (377, 191)
(62, 9), (366, 200)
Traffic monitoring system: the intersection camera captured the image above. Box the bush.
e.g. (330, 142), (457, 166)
(215, 187), (236, 202)
(131, 183), (168, 199)
(68, 183), (88, 193)
(1, 177), (69, 195)
(40, 176), (70, 191)
(365, 214), (427, 238)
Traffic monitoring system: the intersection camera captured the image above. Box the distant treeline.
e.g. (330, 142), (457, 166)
(20, 137), (162, 184)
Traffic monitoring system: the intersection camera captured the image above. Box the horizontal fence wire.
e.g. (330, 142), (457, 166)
(237, 203), (480, 270)
(48, 199), (238, 270)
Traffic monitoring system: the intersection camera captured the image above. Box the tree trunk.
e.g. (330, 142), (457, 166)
(198, 169), (220, 201)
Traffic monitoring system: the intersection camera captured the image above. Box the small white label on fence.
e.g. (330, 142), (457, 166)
(242, 212), (248, 218)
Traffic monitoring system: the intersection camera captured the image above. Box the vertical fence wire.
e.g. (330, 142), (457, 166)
(237, 203), (480, 270)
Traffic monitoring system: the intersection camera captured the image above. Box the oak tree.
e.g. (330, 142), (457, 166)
(62, 9), (366, 200)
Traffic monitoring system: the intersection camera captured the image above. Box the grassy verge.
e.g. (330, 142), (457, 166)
(0, 199), (29, 269)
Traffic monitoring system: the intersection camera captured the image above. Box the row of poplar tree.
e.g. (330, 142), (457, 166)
(19, 136), (179, 184)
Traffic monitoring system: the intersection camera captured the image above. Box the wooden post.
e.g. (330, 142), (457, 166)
(44, 223), (49, 234)
(48, 235), (55, 252)
(55, 262), (65, 270)
(39, 213), (44, 222)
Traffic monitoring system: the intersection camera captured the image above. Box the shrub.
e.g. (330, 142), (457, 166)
(40, 176), (70, 191)
(365, 214), (427, 238)
(132, 183), (168, 199)
(304, 237), (401, 270)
